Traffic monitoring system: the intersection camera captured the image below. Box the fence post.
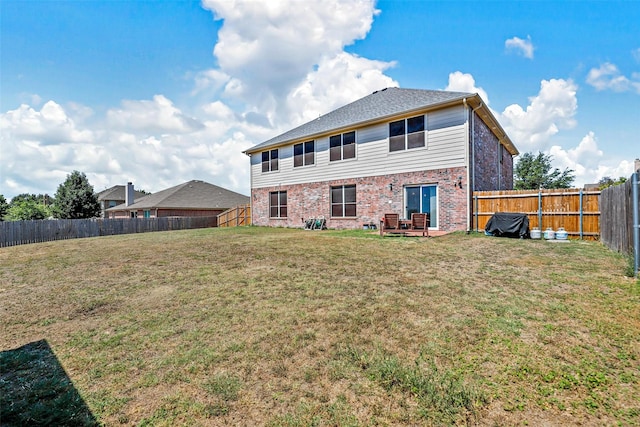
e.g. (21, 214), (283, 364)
(579, 189), (584, 240)
(633, 171), (639, 278)
(474, 194), (478, 232)
(538, 190), (542, 231)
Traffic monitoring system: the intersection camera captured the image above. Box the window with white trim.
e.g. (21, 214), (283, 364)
(329, 131), (356, 161)
(261, 149), (279, 172)
(389, 115), (425, 152)
(294, 141), (315, 167)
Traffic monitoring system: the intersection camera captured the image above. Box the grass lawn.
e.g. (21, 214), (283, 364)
(1, 227), (638, 426)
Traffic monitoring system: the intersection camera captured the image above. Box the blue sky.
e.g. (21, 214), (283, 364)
(1, 0), (639, 200)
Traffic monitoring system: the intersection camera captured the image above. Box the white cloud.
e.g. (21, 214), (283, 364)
(288, 52), (397, 125)
(106, 95), (204, 134)
(15, 92), (42, 107)
(201, 0), (381, 120)
(548, 131), (602, 179)
(0, 101), (93, 145)
(586, 62), (640, 94)
(0, 101), (122, 197)
(548, 132), (634, 186)
(499, 78), (577, 151)
(505, 35), (534, 59)
(191, 69), (231, 96)
(445, 71), (490, 105)
(202, 101), (235, 121)
(31, 94), (42, 106)
(1, 0), (399, 200)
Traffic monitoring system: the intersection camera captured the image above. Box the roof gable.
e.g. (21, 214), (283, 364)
(97, 185), (146, 201)
(106, 180), (249, 211)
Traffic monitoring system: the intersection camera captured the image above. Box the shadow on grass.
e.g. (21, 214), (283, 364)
(0, 339), (98, 426)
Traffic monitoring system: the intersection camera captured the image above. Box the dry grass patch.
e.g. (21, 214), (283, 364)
(1, 227), (638, 426)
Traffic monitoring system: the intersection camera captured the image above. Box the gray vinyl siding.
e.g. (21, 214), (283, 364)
(250, 105), (468, 189)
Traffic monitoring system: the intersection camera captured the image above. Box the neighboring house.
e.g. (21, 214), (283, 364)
(243, 87), (519, 232)
(97, 185), (148, 218)
(106, 180), (249, 219)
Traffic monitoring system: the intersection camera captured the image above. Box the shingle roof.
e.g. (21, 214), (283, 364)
(244, 87), (473, 154)
(106, 180), (249, 211)
(97, 185), (147, 201)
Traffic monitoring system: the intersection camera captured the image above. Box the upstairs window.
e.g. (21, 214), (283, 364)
(294, 141), (315, 167)
(329, 131), (356, 162)
(331, 185), (356, 217)
(261, 149), (279, 172)
(269, 191), (287, 218)
(389, 115), (425, 152)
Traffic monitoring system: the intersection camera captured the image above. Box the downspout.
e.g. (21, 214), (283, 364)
(633, 171), (639, 277)
(470, 100), (484, 232)
(463, 98), (470, 232)
(247, 153), (254, 225)
(497, 139), (502, 189)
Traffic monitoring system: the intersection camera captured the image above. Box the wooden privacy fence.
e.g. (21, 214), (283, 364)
(217, 204), (251, 227)
(0, 216), (218, 248)
(473, 189), (601, 240)
(600, 172), (640, 258)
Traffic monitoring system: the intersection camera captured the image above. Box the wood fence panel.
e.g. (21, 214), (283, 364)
(600, 178), (637, 254)
(217, 204), (251, 227)
(473, 189), (600, 240)
(0, 216), (219, 248)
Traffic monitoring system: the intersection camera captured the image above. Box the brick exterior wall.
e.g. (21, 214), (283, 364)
(251, 166), (468, 232)
(156, 209), (224, 217)
(109, 209), (223, 219)
(471, 111), (514, 191)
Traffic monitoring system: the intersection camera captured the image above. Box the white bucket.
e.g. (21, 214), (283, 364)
(530, 227), (541, 239)
(543, 227), (555, 240)
(556, 227), (568, 240)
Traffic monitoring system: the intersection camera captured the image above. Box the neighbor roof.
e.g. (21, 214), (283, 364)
(97, 185), (147, 201)
(106, 180), (249, 211)
(244, 87), (518, 156)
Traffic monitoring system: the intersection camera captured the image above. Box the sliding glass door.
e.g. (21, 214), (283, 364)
(405, 185), (437, 228)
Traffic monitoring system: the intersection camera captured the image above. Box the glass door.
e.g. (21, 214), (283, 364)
(405, 185), (437, 228)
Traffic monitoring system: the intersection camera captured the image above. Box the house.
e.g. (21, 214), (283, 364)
(106, 180), (249, 219)
(97, 184), (148, 218)
(243, 87), (519, 232)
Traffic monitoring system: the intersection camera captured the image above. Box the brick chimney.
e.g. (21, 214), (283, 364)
(125, 182), (134, 206)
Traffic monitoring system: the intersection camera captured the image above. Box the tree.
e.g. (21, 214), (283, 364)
(3, 193), (53, 221)
(514, 151), (575, 190)
(597, 176), (627, 190)
(10, 193), (54, 207)
(10, 193), (38, 204)
(52, 171), (100, 219)
(0, 195), (8, 221)
(5, 199), (51, 221)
